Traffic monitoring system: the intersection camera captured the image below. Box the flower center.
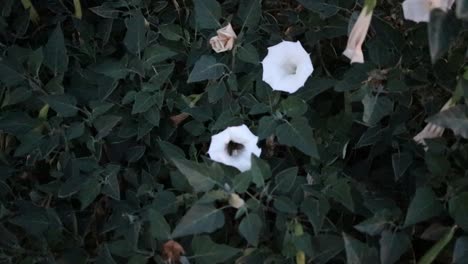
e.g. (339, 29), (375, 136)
(226, 141), (244, 156)
(283, 63), (297, 75)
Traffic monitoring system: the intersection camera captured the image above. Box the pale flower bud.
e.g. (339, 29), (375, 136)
(413, 98), (454, 147)
(343, 6), (374, 64)
(209, 23), (237, 53)
(229, 193), (245, 209)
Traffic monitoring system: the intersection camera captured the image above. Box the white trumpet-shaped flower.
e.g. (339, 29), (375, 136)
(207, 125), (261, 172)
(402, 0), (455, 23)
(343, 6), (374, 64)
(413, 98), (454, 146)
(261, 41), (314, 94)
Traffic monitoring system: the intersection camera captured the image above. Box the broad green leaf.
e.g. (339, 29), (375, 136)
(354, 212), (391, 236)
(426, 105), (468, 139)
(325, 178), (354, 212)
(404, 187), (443, 227)
(273, 196), (297, 214)
(250, 155), (271, 188)
(58, 174), (84, 198)
(428, 9), (459, 63)
(101, 165), (120, 200)
(132, 92), (156, 114)
(280, 96), (308, 117)
(449, 192), (468, 231)
(311, 235), (344, 263)
(207, 81), (227, 103)
(237, 44), (259, 64)
(143, 45), (177, 67)
(392, 152), (413, 181)
(147, 209), (171, 241)
(417, 226), (457, 264)
(124, 13), (147, 56)
(40, 94), (78, 117)
(276, 118), (319, 158)
(362, 94), (394, 126)
(239, 213), (262, 246)
(187, 55), (224, 83)
(171, 203), (224, 238)
(257, 116), (279, 140)
(457, 0), (468, 19)
(158, 140), (186, 160)
(93, 115), (122, 140)
(171, 158), (216, 192)
(9, 203), (50, 236)
(193, 0), (221, 29)
(43, 24), (68, 75)
(275, 167), (298, 193)
(0, 60), (24, 87)
(192, 236), (240, 264)
(380, 231), (411, 264)
(89, 59), (129, 79)
(238, 0), (261, 28)
(0, 112), (39, 135)
(343, 233), (379, 264)
(2, 86), (31, 107)
(297, 0), (340, 18)
(453, 236), (468, 263)
(95, 245), (117, 264)
(233, 170), (253, 193)
(78, 175), (101, 210)
(301, 196), (330, 234)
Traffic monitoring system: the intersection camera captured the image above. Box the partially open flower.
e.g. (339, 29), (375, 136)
(162, 240), (185, 263)
(413, 98), (454, 146)
(229, 193), (245, 209)
(208, 125), (261, 172)
(209, 23), (237, 53)
(402, 0), (455, 23)
(261, 40), (314, 94)
(343, 6), (374, 64)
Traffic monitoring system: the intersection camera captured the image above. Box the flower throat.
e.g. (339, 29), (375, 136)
(226, 141), (244, 156)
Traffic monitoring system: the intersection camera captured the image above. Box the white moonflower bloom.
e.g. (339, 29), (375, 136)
(208, 125), (261, 172)
(402, 0), (455, 23)
(261, 41), (314, 94)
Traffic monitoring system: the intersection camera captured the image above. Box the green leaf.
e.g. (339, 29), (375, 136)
(93, 115), (122, 140)
(404, 187), (443, 227)
(2, 86), (32, 107)
(171, 158), (217, 192)
(207, 81), (227, 103)
(249, 155), (271, 188)
(158, 140), (186, 160)
(457, 0), (468, 19)
(238, 0), (261, 28)
(275, 167), (298, 193)
(343, 233), (379, 264)
(417, 226), (457, 264)
(233, 170), (253, 193)
(280, 96), (308, 117)
(257, 116), (279, 140)
(325, 178), (354, 212)
(362, 94), (394, 126)
(132, 92), (157, 114)
(187, 55), (224, 83)
(239, 213), (262, 246)
(426, 105), (468, 139)
(43, 24), (68, 75)
(428, 9), (459, 63)
(449, 192), (468, 231)
(78, 175), (101, 210)
(276, 118), (319, 158)
(379, 231), (411, 264)
(171, 203), (224, 238)
(90, 59), (129, 79)
(0, 112), (39, 135)
(296, 0), (340, 18)
(354, 212), (391, 236)
(273, 196), (297, 214)
(143, 45), (177, 67)
(124, 13), (147, 56)
(40, 94), (78, 117)
(237, 44), (259, 64)
(147, 209), (171, 241)
(101, 165), (120, 200)
(9, 204), (50, 236)
(0, 60), (24, 87)
(192, 236), (241, 264)
(392, 152), (413, 181)
(453, 236), (468, 263)
(193, 0), (221, 29)
(301, 196), (330, 234)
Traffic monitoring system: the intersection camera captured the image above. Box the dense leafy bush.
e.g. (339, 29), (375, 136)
(1, 0), (468, 263)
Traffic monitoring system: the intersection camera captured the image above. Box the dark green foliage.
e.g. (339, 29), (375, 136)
(0, 0), (467, 263)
